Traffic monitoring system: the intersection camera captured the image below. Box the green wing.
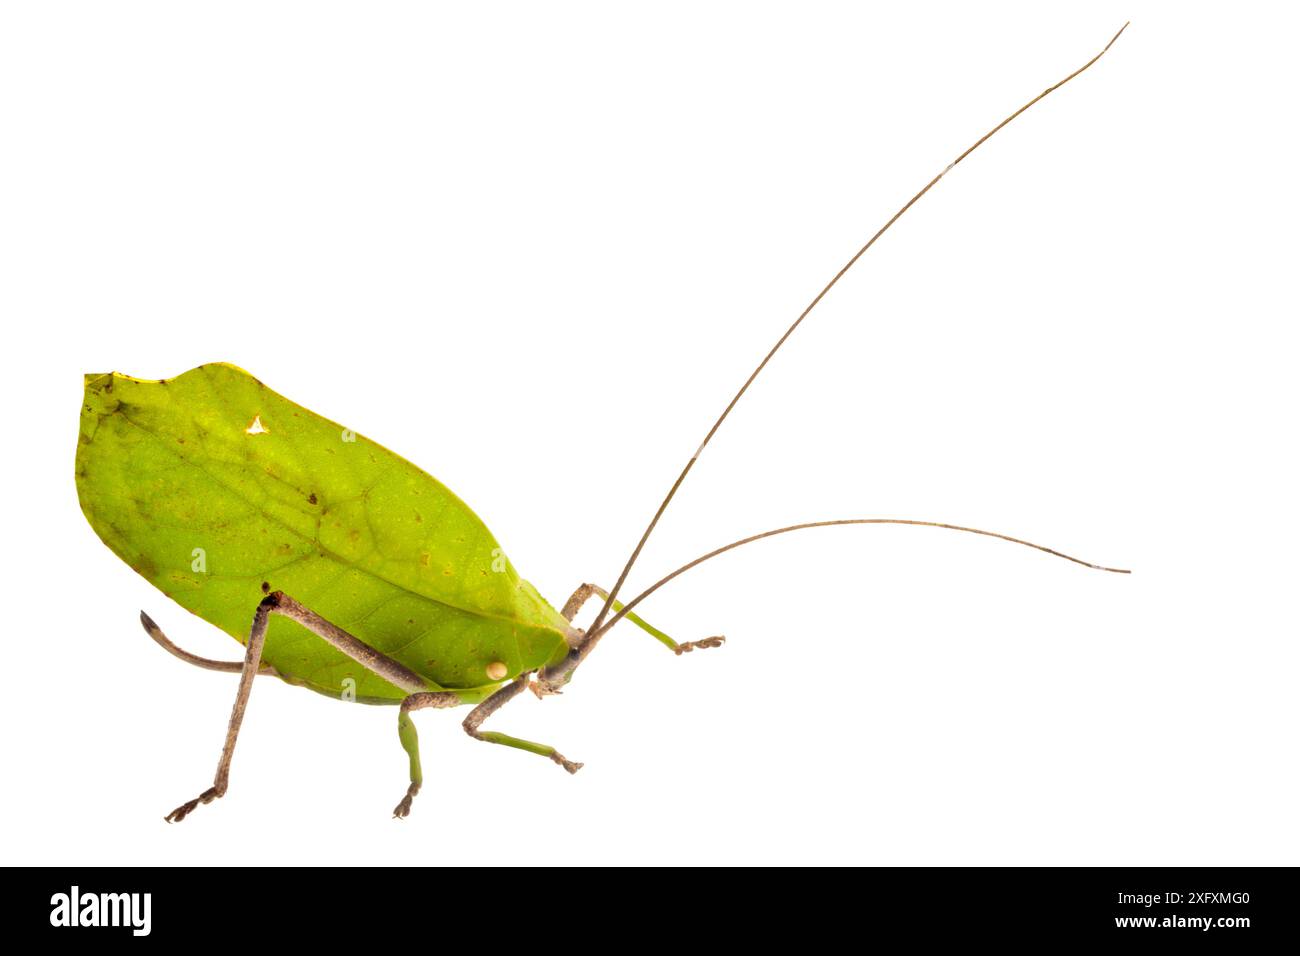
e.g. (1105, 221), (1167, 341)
(76, 363), (569, 703)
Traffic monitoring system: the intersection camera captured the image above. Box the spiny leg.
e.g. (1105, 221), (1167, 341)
(463, 675), (583, 774)
(560, 581), (724, 655)
(393, 691), (461, 819)
(164, 590), (431, 823)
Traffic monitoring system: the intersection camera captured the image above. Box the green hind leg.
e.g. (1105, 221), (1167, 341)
(462, 675), (583, 774)
(560, 582), (724, 655)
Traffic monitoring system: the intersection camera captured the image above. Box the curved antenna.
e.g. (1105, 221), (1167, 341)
(585, 22), (1131, 640)
(589, 519), (1129, 642)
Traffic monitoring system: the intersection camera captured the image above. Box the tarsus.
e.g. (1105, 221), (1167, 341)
(585, 22), (1132, 641)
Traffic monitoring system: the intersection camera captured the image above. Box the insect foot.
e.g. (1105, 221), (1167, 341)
(392, 783), (419, 820)
(551, 753), (584, 774)
(673, 635), (725, 656)
(164, 785), (223, 823)
(529, 675), (567, 699)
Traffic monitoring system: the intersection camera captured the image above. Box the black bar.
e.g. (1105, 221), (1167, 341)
(11, 866), (1294, 943)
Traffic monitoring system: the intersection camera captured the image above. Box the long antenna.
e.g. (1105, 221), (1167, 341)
(585, 22), (1131, 640)
(590, 519), (1128, 643)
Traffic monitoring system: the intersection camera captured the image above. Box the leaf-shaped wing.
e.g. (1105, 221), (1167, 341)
(76, 363), (568, 701)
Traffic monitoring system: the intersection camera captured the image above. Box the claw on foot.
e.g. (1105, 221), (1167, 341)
(551, 752), (583, 774)
(674, 635), (725, 656)
(530, 678), (564, 699)
(165, 786), (221, 823)
(393, 783), (419, 819)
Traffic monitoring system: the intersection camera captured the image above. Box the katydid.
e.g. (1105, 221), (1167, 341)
(74, 24), (1131, 822)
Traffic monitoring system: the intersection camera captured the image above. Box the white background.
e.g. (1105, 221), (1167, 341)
(2, 2), (1296, 866)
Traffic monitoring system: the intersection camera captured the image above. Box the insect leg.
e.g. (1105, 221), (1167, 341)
(560, 582), (601, 620)
(561, 582), (723, 655)
(462, 675), (583, 774)
(139, 610), (276, 675)
(164, 590), (431, 823)
(531, 584), (722, 699)
(393, 691), (461, 819)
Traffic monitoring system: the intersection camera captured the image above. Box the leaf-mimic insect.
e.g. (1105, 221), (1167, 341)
(75, 24), (1131, 821)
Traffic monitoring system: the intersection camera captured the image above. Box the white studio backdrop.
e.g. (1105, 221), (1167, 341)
(2, 2), (1296, 866)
